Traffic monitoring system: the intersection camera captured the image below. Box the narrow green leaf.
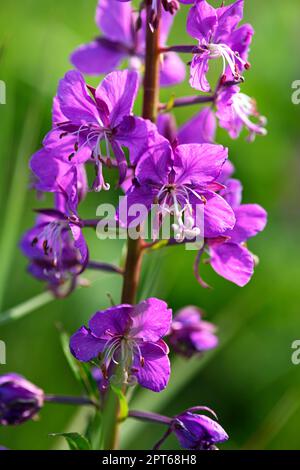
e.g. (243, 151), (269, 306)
(49, 432), (91, 450)
(58, 327), (99, 401)
(0, 291), (54, 326)
(0, 103), (42, 310)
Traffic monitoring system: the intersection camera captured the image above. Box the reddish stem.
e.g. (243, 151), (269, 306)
(121, 0), (161, 305)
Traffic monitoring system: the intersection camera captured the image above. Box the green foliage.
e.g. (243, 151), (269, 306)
(49, 432), (91, 450)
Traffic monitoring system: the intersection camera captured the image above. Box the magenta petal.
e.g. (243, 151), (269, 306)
(70, 326), (105, 362)
(96, 0), (133, 46)
(114, 116), (157, 166)
(135, 137), (172, 185)
(96, 69), (139, 127)
(133, 342), (171, 392)
(230, 203), (267, 243)
(69, 223), (89, 266)
(220, 178), (243, 209)
(71, 40), (126, 75)
(210, 242), (254, 287)
(117, 185), (158, 228)
(199, 190), (236, 237)
(190, 330), (219, 351)
(57, 70), (98, 124)
(189, 55), (211, 92)
(160, 8), (175, 45)
(215, 0), (244, 41)
(178, 108), (216, 145)
(30, 148), (68, 193)
(187, 0), (217, 42)
(160, 52), (186, 87)
(130, 298), (172, 342)
(174, 143), (228, 186)
(89, 305), (132, 338)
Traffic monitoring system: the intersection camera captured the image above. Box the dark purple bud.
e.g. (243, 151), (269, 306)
(171, 410), (228, 450)
(162, 0), (180, 14)
(0, 374), (44, 425)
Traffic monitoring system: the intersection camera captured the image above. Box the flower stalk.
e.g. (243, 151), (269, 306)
(103, 0), (162, 450)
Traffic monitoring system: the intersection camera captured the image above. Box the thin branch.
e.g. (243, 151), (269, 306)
(87, 261), (124, 276)
(159, 94), (215, 111)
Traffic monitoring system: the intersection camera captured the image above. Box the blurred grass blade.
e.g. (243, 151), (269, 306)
(0, 103), (42, 310)
(0, 291), (54, 326)
(242, 389), (300, 450)
(121, 286), (269, 448)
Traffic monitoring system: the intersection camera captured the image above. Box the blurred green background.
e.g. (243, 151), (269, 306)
(0, 0), (300, 450)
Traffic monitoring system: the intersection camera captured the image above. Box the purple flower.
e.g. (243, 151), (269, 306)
(43, 69), (154, 188)
(70, 298), (172, 392)
(196, 174), (267, 287)
(0, 374), (44, 425)
(119, 137), (235, 240)
(157, 107), (216, 146)
(168, 306), (218, 357)
(171, 408), (228, 450)
(20, 190), (88, 296)
(187, 0), (253, 91)
(216, 85), (267, 141)
(71, 0), (185, 87)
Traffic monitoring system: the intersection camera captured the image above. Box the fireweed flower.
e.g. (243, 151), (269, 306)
(72, 0), (185, 87)
(171, 408), (228, 450)
(196, 176), (267, 287)
(187, 0), (253, 91)
(216, 85), (267, 141)
(168, 306), (218, 357)
(0, 374), (44, 425)
(70, 298), (172, 392)
(43, 69), (154, 189)
(119, 137), (235, 241)
(20, 183), (88, 295)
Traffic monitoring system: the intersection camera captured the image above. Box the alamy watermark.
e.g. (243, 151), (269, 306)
(291, 340), (300, 365)
(0, 340), (6, 364)
(291, 80), (300, 105)
(94, 199), (205, 251)
(0, 80), (6, 105)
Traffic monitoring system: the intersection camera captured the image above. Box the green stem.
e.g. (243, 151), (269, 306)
(102, 0), (162, 450)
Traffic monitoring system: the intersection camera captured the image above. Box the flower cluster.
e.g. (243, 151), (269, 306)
(14, 0), (268, 452)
